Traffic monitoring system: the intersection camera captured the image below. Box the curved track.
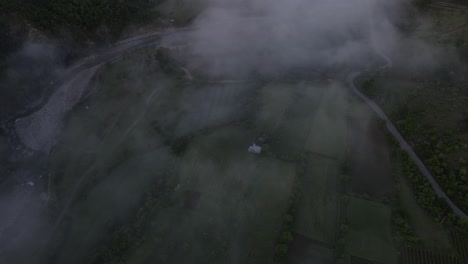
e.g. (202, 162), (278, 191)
(10, 27), (191, 154)
(347, 48), (468, 218)
(1, 27), (193, 259)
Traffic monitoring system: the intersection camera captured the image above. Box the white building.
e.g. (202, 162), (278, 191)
(248, 144), (262, 154)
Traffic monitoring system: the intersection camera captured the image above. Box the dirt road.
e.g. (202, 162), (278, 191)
(13, 27), (191, 154)
(347, 51), (468, 218)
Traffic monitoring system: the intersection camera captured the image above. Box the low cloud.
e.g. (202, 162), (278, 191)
(180, 0), (455, 80)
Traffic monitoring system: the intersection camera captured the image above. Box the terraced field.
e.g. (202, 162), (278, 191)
(345, 197), (398, 264)
(305, 83), (348, 160)
(121, 127), (297, 264)
(288, 234), (335, 264)
(403, 246), (460, 264)
(264, 82), (327, 156)
(451, 230), (468, 263)
(294, 157), (340, 246)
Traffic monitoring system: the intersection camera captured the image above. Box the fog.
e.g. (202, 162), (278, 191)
(186, 0), (397, 78)
(0, 0), (464, 263)
(0, 39), (65, 121)
(180, 0), (460, 80)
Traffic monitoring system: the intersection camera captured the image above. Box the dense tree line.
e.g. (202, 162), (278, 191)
(394, 138), (468, 233)
(273, 162), (301, 264)
(395, 111), (468, 215)
(392, 211), (420, 244)
(362, 77), (468, 222)
(400, 150), (452, 221)
(3, 0), (162, 41)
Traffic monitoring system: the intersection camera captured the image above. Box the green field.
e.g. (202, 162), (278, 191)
(256, 82), (295, 131)
(289, 234), (335, 264)
(50, 52), (175, 201)
(425, 7), (468, 43)
(429, 8), (467, 31)
(305, 84), (348, 160)
(52, 149), (175, 264)
(258, 82), (327, 156)
(48, 49), (261, 263)
(44, 35), (468, 264)
(122, 127), (297, 264)
(293, 245), (334, 264)
(345, 197), (399, 264)
(295, 157), (340, 245)
(256, 81), (349, 159)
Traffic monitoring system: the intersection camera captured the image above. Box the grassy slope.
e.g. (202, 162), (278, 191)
(305, 84), (348, 160)
(295, 157), (340, 245)
(345, 197), (398, 264)
(123, 127), (296, 264)
(399, 175), (453, 250)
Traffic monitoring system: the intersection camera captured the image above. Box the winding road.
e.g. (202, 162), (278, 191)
(347, 47), (468, 218)
(11, 27), (192, 154)
(4, 11), (467, 262)
(0, 27), (194, 259)
(110, 26), (468, 219)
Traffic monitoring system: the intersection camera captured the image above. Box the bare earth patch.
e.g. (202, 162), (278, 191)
(348, 117), (395, 197)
